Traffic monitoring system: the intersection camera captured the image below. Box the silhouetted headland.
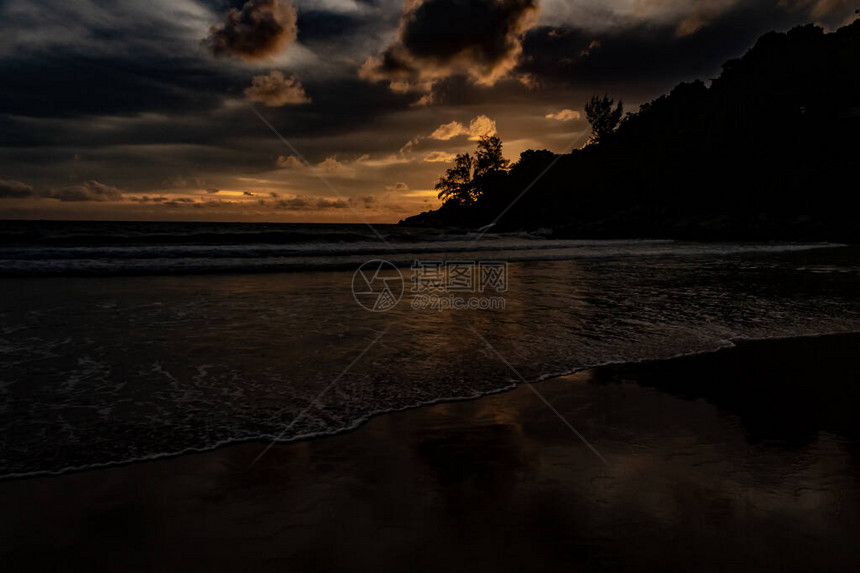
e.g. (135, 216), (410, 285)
(402, 21), (860, 241)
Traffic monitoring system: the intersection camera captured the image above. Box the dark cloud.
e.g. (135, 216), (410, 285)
(412, 0), (859, 107)
(786, 0), (859, 28)
(129, 197), (241, 208)
(361, 0), (539, 93)
(294, 7), (403, 64)
(0, 53), (234, 119)
(43, 180), (123, 202)
(0, 73), (424, 199)
(164, 198), (197, 207)
(272, 196), (349, 210)
(350, 195), (378, 208)
(297, 10), (383, 46)
(124, 194), (356, 212)
(0, 179), (34, 199)
(516, 0), (851, 93)
(316, 197), (350, 209)
(245, 71), (311, 106)
(0, 73), (412, 151)
(205, 0), (298, 60)
(385, 182), (409, 192)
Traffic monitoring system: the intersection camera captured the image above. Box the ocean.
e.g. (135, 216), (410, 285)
(2, 220), (859, 478)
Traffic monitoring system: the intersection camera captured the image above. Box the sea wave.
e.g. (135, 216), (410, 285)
(0, 239), (840, 276)
(3, 327), (859, 481)
(2, 238), (858, 478)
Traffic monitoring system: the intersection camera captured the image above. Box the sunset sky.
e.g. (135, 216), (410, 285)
(0, 0), (855, 222)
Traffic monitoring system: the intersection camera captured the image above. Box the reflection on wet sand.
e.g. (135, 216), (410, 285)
(2, 334), (859, 572)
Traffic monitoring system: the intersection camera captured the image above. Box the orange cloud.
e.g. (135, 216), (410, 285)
(423, 151), (458, 163)
(545, 109), (581, 121)
(276, 155), (304, 168)
(44, 180), (123, 202)
(430, 115), (497, 140)
(245, 71), (310, 107)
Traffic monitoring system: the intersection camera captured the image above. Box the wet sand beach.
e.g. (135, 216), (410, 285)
(2, 333), (859, 572)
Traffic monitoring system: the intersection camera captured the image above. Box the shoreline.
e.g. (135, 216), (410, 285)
(2, 328), (857, 483)
(3, 332), (860, 571)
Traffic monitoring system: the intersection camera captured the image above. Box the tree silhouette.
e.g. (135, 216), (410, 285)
(436, 135), (509, 205)
(435, 152), (475, 205)
(474, 135), (510, 177)
(585, 94), (624, 145)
